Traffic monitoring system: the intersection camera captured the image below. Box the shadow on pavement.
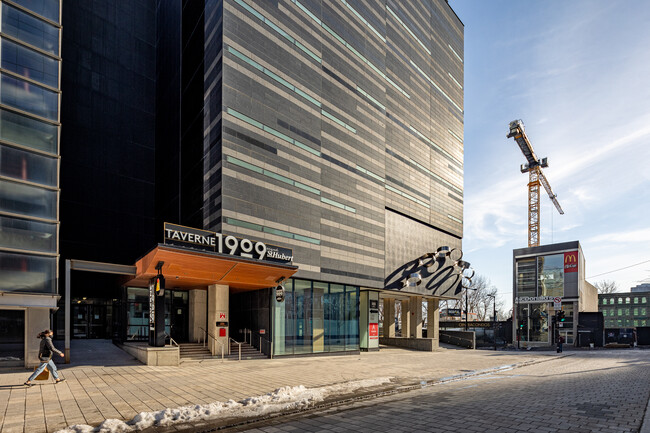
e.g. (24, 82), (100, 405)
(66, 339), (141, 367)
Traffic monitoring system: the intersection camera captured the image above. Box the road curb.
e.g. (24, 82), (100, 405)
(641, 391), (650, 433)
(181, 354), (570, 433)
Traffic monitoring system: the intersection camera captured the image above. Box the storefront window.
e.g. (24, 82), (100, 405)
(516, 303), (549, 343)
(273, 279), (359, 355)
(126, 287), (149, 340)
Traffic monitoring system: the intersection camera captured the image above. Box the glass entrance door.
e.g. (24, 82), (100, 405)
(165, 290), (188, 342)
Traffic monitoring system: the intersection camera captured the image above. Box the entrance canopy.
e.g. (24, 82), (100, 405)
(126, 245), (299, 291)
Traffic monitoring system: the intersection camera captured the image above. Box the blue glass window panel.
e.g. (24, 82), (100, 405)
(293, 279), (313, 354)
(0, 73), (58, 120)
(1, 4), (59, 55)
(0, 178), (56, 219)
(1, 38), (59, 88)
(10, 0), (60, 23)
(0, 144), (57, 186)
(345, 286), (359, 350)
(0, 109), (57, 153)
(0, 250), (56, 293)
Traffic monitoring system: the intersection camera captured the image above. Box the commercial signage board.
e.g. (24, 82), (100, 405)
(515, 296), (557, 304)
(275, 285), (285, 303)
(564, 251), (578, 273)
(164, 222), (293, 264)
(446, 308), (461, 317)
(369, 323), (379, 340)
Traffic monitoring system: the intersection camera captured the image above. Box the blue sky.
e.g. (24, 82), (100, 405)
(448, 0), (650, 311)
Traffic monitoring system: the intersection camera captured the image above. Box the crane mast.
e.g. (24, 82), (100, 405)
(507, 120), (564, 247)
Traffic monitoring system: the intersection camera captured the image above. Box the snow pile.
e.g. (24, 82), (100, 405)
(55, 377), (392, 433)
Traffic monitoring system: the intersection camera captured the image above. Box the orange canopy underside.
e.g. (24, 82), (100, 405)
(126, 245), (298, 292)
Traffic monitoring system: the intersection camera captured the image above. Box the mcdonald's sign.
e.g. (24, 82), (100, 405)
(564, 251), (578, 273)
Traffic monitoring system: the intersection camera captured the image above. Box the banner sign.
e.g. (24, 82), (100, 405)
(564, 251), (578, 273)
(445, 308), (461, 317)
(164, 222), (293, 264)
(515, 296), (556, 303)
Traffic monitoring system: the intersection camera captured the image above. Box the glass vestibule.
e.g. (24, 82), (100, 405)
(516, 303), (550, 343)
(273, 279), (359, 356)
(124, 287), (188, 342)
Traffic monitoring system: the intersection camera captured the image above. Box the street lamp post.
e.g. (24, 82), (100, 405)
(487, 294), (496, 351)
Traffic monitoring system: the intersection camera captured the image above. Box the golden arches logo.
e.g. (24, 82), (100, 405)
(564, 254), (577, 263)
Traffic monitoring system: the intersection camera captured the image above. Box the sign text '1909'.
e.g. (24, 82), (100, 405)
(217, 234), (267, 260)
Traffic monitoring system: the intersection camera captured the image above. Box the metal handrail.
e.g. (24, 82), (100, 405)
(250, 330), (273, 359)
(229, 337), (242, 361)
(198, 327), (226, 361)
(164, 332), (179, 347)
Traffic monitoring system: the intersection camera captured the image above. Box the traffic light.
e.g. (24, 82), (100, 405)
(557, 311), (565, 322)
(519, 322), (524, 329)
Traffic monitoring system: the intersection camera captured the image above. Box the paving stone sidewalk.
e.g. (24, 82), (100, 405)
(0, 340), (568, 433)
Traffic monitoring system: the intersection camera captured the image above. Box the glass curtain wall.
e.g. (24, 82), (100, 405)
(273, 279), (359, 355)
(0, 1), (60, 295)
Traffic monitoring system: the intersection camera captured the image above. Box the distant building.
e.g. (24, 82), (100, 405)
(631, 283), (650, 293)
(513, 241), (598, 348)
(599, 291), (649, 328)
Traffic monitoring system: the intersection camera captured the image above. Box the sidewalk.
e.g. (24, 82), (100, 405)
(0, 341), (560, 433)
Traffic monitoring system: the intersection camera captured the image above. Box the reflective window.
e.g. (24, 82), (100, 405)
(602, 310), (606, 317)
(626, 297), (630, 304)
(1, 38), (59, 88)
(0, 178), (56, 219)
(0, 215), (55, 252)
(273, 279), (359, 355)
(0, 73), (58, 120)
(618, 297), (623, 304)
(0, 109), (57, 153)
(516, 258), (536, 297)
(126, 287), (149, 341)
(10, 0), (59, 23)
(538, 254), (564, 297)
(0, 250), (55, 293)
(293, 279), (312, 354)
(634, 297), (638, 304)
(516, 303), (549, 343)
(1, 4), (59, 55)
(0, 144), (57, 185)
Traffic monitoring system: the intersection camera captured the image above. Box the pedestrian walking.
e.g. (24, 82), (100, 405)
(556, 335), (565, 353)
(24, 329), (65, 386)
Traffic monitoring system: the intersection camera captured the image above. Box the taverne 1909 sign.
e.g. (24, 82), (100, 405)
(164, 222), (293, 264)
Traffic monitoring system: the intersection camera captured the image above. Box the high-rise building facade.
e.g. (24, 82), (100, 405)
(0, 0), (61, 366)
(1, 0), (465, 365)
(155, 0), (465, 355)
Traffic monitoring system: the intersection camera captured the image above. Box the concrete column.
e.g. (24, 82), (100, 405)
(26, 308), (51, 367)
(188, 289), (207, 342)
(428, 298), (440, 348)
(383, 298), (395, 338)
(409, 296), (423, 338)
(207, 284), (229, 356)
(400, 299), (410, 338)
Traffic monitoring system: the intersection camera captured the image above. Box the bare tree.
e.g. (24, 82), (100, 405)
(594, 280), (619, 294)
(446, 274), (504, 321)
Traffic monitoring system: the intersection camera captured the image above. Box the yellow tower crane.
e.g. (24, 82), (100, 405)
(507, 119), (564, 247)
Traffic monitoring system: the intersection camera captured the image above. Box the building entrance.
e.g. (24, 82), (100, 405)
(72, 301), (112, 338)
(165, 290), (189, 342)
(0, 309), (24, 366)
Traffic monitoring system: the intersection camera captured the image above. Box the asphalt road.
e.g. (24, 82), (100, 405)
(224, 350), (650, 433)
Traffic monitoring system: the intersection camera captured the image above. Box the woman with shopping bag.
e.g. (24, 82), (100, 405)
(24, 329), (65, 386)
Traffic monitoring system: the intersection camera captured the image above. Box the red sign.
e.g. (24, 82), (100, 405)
(369, 323), (378, 339)
(218, 328), (226, 337)
(219, 312), (226, 319)
(564, 251), (578, 273)
(260, 329), (266, 335)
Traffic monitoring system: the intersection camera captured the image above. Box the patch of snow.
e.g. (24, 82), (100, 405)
(0, 356), (21, 361)
(55, 377), (392, 433)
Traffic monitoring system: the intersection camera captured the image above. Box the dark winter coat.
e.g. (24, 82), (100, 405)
(39, 336), (62, 361)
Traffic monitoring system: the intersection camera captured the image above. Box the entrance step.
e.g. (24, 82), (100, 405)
(178, 342), (268, 362)
(227, 341), (268, 360)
